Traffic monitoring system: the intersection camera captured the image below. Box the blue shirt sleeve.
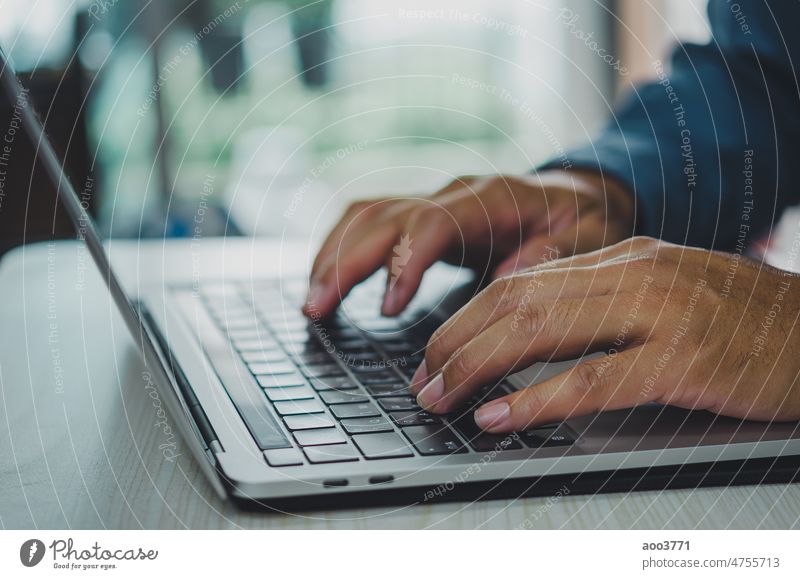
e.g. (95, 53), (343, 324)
(539, 0), (800, 250)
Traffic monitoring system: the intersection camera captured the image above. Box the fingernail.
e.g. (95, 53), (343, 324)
(381, 287), (401, 316)
(474, 402), (510, 431)
(409, 360), (427, 394)
(416, 373), (444, 410)
(493, 263), (513, 278)
(304, 282), (325, 313)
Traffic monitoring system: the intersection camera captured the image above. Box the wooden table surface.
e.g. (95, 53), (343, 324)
(1, 238), (799, 529)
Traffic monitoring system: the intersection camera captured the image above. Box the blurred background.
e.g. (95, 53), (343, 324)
(0, 0), (709, 255)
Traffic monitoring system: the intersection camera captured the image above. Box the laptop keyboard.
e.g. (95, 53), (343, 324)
(179, 279), (575, 468)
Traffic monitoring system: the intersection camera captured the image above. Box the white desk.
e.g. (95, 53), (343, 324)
(1, 238), (799, 529)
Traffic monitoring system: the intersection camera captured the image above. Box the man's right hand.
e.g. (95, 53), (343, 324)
(303, 169), (635, 318)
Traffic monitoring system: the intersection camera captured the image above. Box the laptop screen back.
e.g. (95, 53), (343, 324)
(0, 46), (146, 341)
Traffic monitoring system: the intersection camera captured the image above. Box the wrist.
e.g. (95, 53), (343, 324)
(539, 168), (636, 236)
(573, 169), (636, 235)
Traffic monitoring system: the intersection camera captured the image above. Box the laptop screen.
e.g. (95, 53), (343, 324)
(0, 46), (146, 342)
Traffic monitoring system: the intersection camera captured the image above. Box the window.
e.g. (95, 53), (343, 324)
(4, 0), (629, 238)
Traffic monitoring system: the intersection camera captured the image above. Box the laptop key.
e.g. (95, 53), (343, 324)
(365, 382), (411, 397)
(218, 317), (262, 331)
(257, 374), (307, 388)
(363, 333), (405, 345)
(470, 433), (523, 452)
(335, 339), (371, 352)
(264, 385), (315, 402)
(235, 338), (279, 351)
(276, 331), (317, 344)
(468, 382), (511, 406)
(248, 361), (297, 376)
(403, 425), (467, 455)
(343, 351), (384, 363)
(390, 410), (442, 427)
(227, 328), (273, 341)
(264, 448), (304, 467)
(358, 319), (401, 332)
(300, 363), (346, 378)
(270, 319), (311, 332)
(397, 365), (418, 378)
(330, 402), (381, 419)
(340, 416), (394, 434)
(303, 444), (359, 464)
(450, 414), (523, 452)
(241, 350), (287, 364)
(284, 414), (336, 430)
(378, 396), (420, 412)
(380, 340), (417, 352)
(294, 427), (347, 446)
(320, 389), (369, 405)
(520, 428), (575, 448)
(290, 351), (334, 365)
(259, 306), (305, 319)
(264, 314), (308, 328)
(206, 303), (252, 317)
(350, 364), (399, 375)
(358, 371), (404, 385)
(309, 376), (358, 391)
(273, 399), (325, 415)
(325, 330), (365, 342)
(283, 341), (327, 355)
(353, 433), (414, 459)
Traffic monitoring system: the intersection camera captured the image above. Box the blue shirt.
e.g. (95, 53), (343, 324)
(541, 0), (800, 250)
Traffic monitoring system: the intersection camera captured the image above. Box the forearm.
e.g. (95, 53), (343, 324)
(559, 168), (636, 240)
(538, 0), (800, 250)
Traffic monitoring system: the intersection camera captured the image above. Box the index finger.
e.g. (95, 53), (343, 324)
(304, 221), (400, 317)
(411, 263), (629, 392)
(416, 294), (650, 414)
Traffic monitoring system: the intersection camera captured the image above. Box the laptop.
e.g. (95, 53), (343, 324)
(3, 48), (799, 510)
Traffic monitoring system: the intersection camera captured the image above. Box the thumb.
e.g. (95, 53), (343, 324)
(473, 348), (652, 432)
(492, 229), (574, 279)
(492, 217), (614, 278)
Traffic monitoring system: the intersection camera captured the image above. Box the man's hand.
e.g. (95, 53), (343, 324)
(410, 237), (800, 431)
(303, 170), (634, 318)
